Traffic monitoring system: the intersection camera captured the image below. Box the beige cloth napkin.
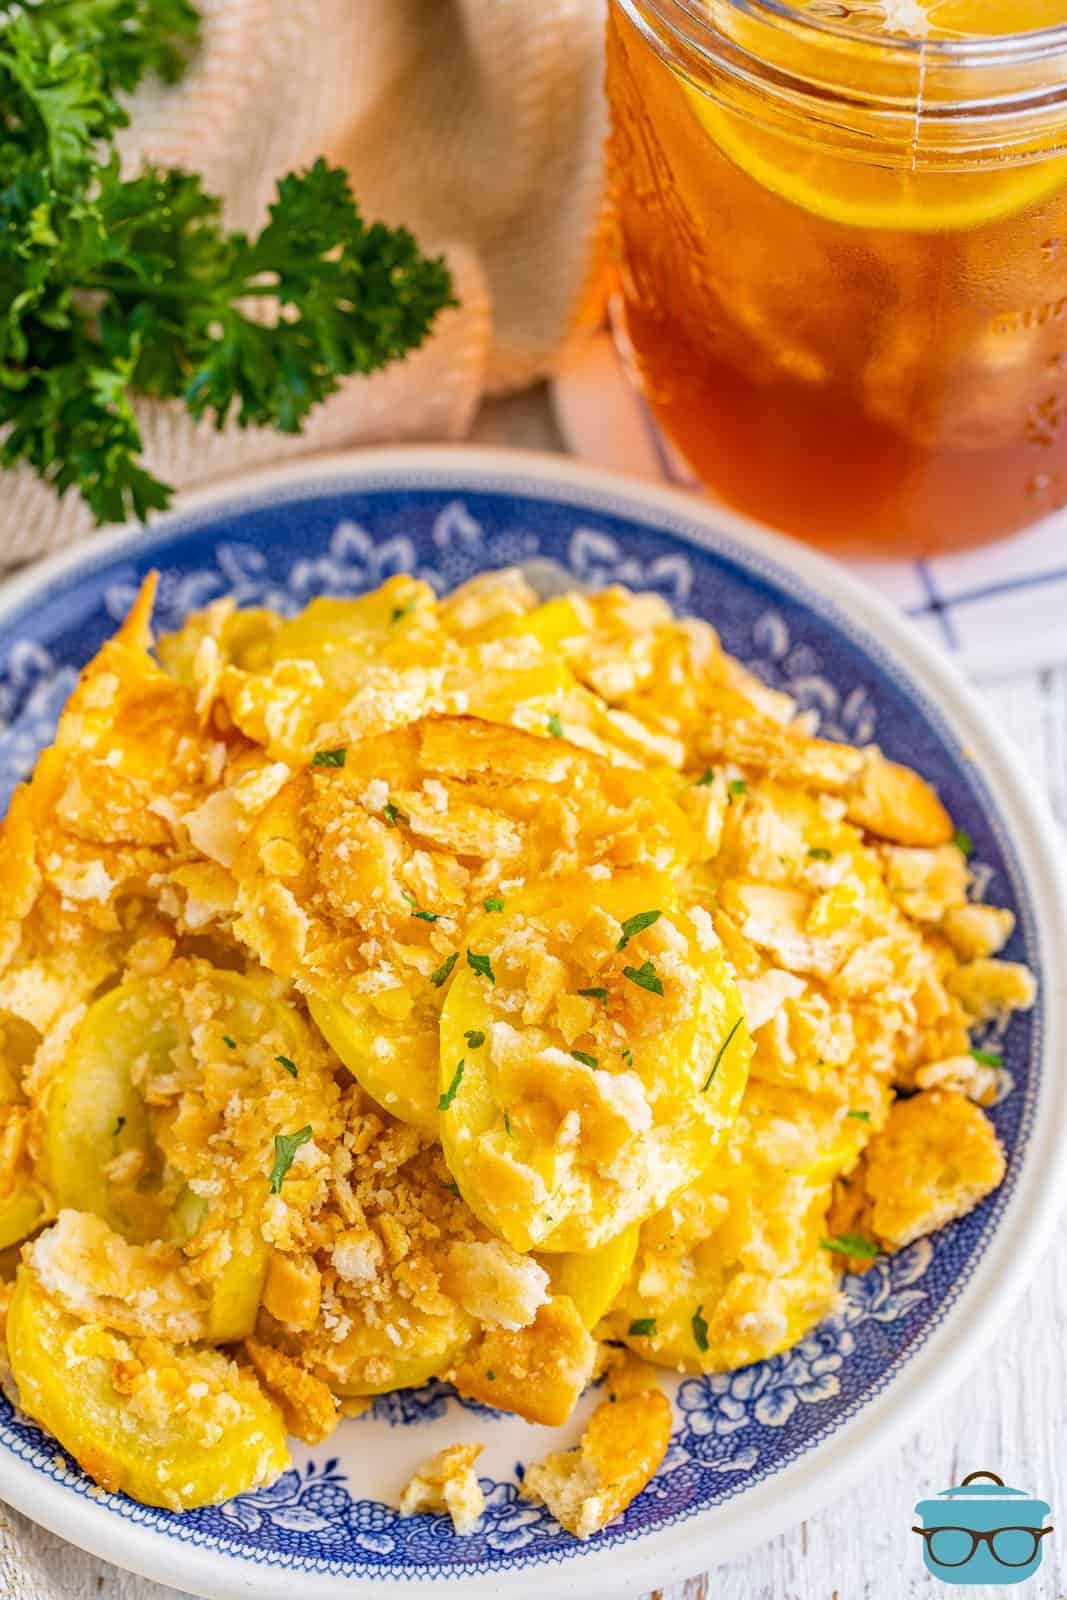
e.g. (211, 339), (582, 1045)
(4, 0), (608, 569)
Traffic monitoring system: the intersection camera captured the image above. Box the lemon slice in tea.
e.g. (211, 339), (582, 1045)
(687, 0), (1067, 231)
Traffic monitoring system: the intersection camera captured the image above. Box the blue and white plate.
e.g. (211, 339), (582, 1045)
(0, 449), (1062, 1600)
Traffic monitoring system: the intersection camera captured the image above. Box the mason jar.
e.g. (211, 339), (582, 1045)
(606, 0), (1067, 554)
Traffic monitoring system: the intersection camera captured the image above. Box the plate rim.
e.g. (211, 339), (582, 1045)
(0, 443), (1064, 1600)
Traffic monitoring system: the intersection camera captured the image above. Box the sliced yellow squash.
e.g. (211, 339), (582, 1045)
(542, 1224), (640, 1330)
(44, 981), (172, 1243)
(309, 992), (440, 1135)
(0, 1184), (44, 1252)
(438, 873), (752, 1253)
(7, 1267), (288, 1509)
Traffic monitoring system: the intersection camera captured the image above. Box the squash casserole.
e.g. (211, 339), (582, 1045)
(0, 568), (1033, 1538)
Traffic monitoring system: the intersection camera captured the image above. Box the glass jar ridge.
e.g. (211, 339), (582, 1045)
(617, 0), (1067, 168)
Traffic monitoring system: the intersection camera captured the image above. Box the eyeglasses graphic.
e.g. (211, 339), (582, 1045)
(912, 1525), (1054, 1569)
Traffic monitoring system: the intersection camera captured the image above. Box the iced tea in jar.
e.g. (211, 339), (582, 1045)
(606, 0), (1067, 555)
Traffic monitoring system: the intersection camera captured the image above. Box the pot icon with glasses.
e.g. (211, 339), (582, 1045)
(913, 1471), (1053, 1585)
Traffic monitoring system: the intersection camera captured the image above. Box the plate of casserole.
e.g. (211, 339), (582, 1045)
(0, 448), (1061, 1600)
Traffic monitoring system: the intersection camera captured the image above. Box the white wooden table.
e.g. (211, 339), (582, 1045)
(2, 389), (1064, 1600)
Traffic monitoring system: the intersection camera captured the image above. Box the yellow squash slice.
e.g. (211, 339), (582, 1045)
(542, 1225), (640, 1330)
(309, 992), (441, 1136)
(44, 966), (323, 1342)
(315, 1316), (473, 1399)
(44, 981), (173, 1243)
(0, 1184), (43, 1252)
(7, 1267), (288, 1509)
(438, 873), (752, 1253)
(607, 1166), (837, 1373)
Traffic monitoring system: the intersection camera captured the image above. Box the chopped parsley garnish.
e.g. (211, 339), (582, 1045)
(808, 847), (833, 861)
(222, 1035), (237, 1050)
(628, 1317), (656, 1338)
(270, 1126), (313, 1194)
(391, 599), (416, 624)
(846, 1109), (871, 1122)
(616, 909), (662, 951)
(311, 748), (347, 768)
(483, 896), (504, 912)
(464, 1030), (486, 1049)
(430, 951), (459, 988)
(692, 1304), (709, 1354)
(466, 949), (495, 984)
(695, 768), (715, 787)
(570, 1050), (598, 1068)
(578, 986), (609, 1003)
(276, 1055), (298, 1078)
(621, 1047), (634, 1066)
(820, 1233), (879, 1260)
(970, 1047), (1003, 1068)
(623, 959), (663, 996)
(952, 827), (975, 858)
(112, 1115), (125, 1137)
(546, 712), (564, 739)
(402, 891), (439, 923)
(503, 1109), (513, 1137)
(382, 802), (407, 828)
(443, 1180), (461, 1198)
(486, 1370), (496, 1382)
(439, 1060), (465, 1111)
(702, 1015), (743, 1093)
(728, 778), (748, 797)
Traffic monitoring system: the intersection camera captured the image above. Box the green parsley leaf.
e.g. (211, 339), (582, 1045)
(311, 747), (346, 768)
(570, 1050), (598, 1067)
(0, 0), (455, 536)
(620, 1047), (634, 1066)
(819, 1233), (879, 1260)
(391, 599), (416, 624)
(577, 986), (608, 1003)
(439, 1059), (465, 1111)
(466, 949), (495, 984)
(628, 1317), (656, 1337)
(808, 846), (833, 861)
(401, 889), (440, 923)
(483, 896), (504, 912)
(430, 951), (459, 988)
(846, 1109), (871, 1122)
(443, 1180), (461, 1198)
(486, 1369), (496, 1382)
(702, 1015), (743, 1092)
(692, 1303), (709, 1353)
(503, 1109), (513, 1137)
(222, 1035), (237, 1050)
(695, 768), (715, 787)
(728, 778), (748, 796)
(112, 1114), (125, 1137)
(952, 827), (975, 858)
(546, 712), (564, 739)
(970, 1047), (1003, 1067)
(464, 1029), (486, 1049)
(382, 802), (407, 828)
(616, 909), (662, 951)
(270, 1126), (312, 1194)
(623, 959), (663, 996)
(276, 1054), (298, 1078)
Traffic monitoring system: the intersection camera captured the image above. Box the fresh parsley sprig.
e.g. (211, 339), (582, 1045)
(0, 1), (455, 524)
